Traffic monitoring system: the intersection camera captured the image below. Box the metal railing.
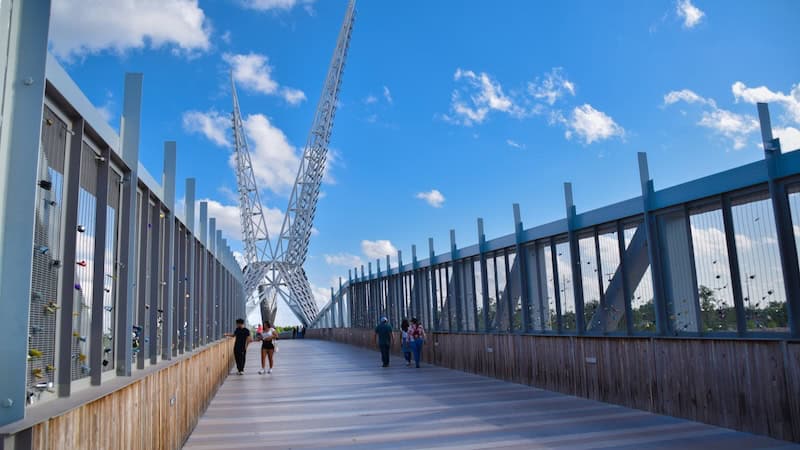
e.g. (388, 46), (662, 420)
(313, 104), (800, 341)
(0, 2), (245, 426)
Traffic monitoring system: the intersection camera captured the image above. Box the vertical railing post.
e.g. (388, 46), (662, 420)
(428, 238), (437, 331)
(0, 0), (52, 423)
(513, 204), (531, 333)
(148, 202), (161, 365)
(208, 218), (216, 341)
(758, 103), (800, 337)
(57, 119), (84, 394)
(199, 202), (208, 345)
(637, 153), (669, 335)
(116, 73), (143, 376)
(216, 230), (223, 339)
(161, 142), (176, 360)
(185, 178), (195, 351)
(450, 229), (462, 332)
(564, 183), (586, 334)
(478, 218), (490, 332)
(90, 146), (110, 385)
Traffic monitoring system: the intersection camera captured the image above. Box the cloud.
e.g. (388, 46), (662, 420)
(698, 108), (758, 150)
(49, 0), (211, 61)
(506, 139), (526, 149)
(221, 30), (232, 44)
(774, 127), (800, 152)
(444, 68), (523, 126)
(236, 113), (300, 194)
(182, 110), (230, 147)
(732, 81), (800, 123)
(224, 52), (305, 105)
(383, 86), (393, 104)
(280, 87), (306, 105)
(528, 67), (575, 105)
(240, 0), (315, 12)
(200, 198), (284, 246)
(663, 89), (716, 107)
(676, 0), (705, 28)
(361, 240), (398, 261)
(364, 95), (378, 105)
(324, 253), (363, 268)
(565, 104), (625, 144)
(664, 86), (765, 150)
(415, 189), (445, 208)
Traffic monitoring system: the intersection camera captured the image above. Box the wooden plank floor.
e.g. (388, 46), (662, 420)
(183, 340), (799, 450)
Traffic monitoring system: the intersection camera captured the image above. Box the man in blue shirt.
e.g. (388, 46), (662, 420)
(374, 317), (393, 367)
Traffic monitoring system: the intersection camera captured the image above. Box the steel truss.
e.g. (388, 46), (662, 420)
(233, 0), (356, 326)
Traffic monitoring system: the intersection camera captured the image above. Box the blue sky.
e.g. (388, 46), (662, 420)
(49, 0), (800, 325)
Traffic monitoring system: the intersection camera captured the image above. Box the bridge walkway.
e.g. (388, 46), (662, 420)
(183, 339), (797, 450)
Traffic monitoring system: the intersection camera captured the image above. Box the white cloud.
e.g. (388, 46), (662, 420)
(663, 89), (716, 107)
(774, 127), (800, 152)
(445, 68), (523, 126)
(224, 52), (278, 94)
(240, 0), (315, 12)
(202, 199), (244, 241)
(49, 0), (211, 60)
(383, 86), (393, 104)
(732, 81), (800, 123)
(233, 251), (247, 269)
(364, 95), (378, 105)
(528, 67), (575, 105)
(698, 108), (758, 150)
(361, 240), (398, 261)
(224, 52), (305, 105)
(676, 0), (705, 28)
(664, 87), (761, 150)
(566, 104), (625, 144)
(182, 110), (230, 147)
(280, 87), (306, 105)
(236, 113), (300, 194)
(200, 198), (284, 246)
(506, 139), (526, 149)
(324, 253), (363, 268)
(221, 30), (232, 45)
(310, 283), (331, 309)
(415, 189), (445, 208)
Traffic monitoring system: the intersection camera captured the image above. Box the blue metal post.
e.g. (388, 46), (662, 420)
(0, 0), (52, 423)
(116, 73), (143, 376)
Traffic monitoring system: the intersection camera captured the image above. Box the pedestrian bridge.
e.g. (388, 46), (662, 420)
(2, 2), (800, 449)
(183, 339), (796, 450)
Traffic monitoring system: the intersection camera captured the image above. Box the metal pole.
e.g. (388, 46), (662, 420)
(513, 204), (531, 333)
(116, 73), (143, 376)
(0, 0), (52, 423)
(161, 142), (176, 360)
(185, 178), (195, 350)
(758, 103), (800, 337)
(564, 183), (586, 334)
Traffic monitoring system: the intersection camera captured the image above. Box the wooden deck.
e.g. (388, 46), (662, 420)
(183, 339), (798, 450)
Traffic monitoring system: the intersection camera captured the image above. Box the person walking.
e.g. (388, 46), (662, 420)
(258, 321), (278, 375)
(292, 326), (297, 339)
(409, 317), (426, 368)
(374, 317), (393, 367)
(224, 319), (252, 375)
(400, 319), (412, 367)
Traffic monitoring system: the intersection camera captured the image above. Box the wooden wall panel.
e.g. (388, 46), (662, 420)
(27, 340), (233, 450)
(307, 328), (799, 443)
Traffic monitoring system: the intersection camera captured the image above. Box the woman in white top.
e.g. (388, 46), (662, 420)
(258, 321), (278, 374)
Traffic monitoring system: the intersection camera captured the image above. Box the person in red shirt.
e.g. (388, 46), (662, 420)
(409, 317), (426, 368)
